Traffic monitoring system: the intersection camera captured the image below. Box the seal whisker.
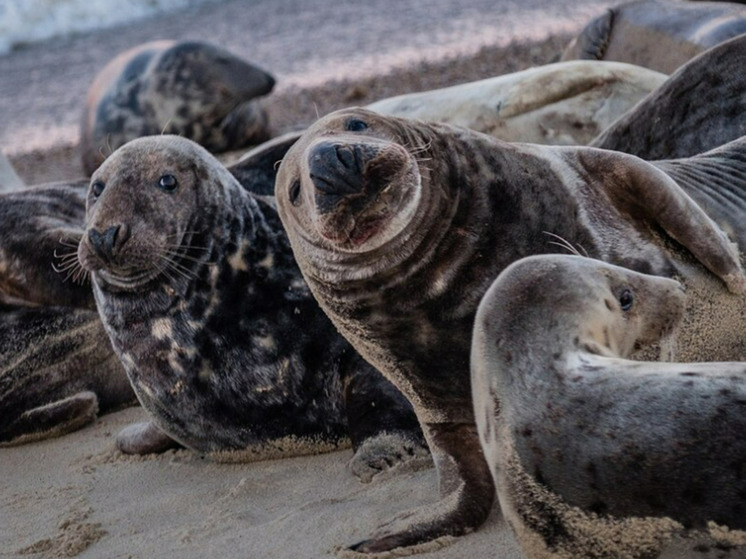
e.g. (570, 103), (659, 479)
(58, 237), (81, 249)
(543, 231), (588, 257)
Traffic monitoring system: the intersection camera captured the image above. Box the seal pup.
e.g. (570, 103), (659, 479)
(81, 40), (275, 175)
(591, 33), (746, 160)
(368, 61), (666, 146)
(561, 0), (746, 74)
(77, 135), (426, 476)
(275, 108), (746, 552)
(472, 254), (746, 557)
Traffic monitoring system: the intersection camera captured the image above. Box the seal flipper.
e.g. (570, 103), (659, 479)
(591, 34), (746, 159)
(572, 148), (746, 293)
(653, 136), (746, 254)
(560, 8), (614, 61)
(228, 131), (302, 196)
(117, 420), (181, 455)
(349, 423), (493, 552)
(0, 391), (98, 446)
(342, 354), (429, 482)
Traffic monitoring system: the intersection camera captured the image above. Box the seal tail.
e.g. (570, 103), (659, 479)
(654, 136), (746, 258)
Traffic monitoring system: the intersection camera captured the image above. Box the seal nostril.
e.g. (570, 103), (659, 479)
(89, 224), (127, 262)
(335, 145), (357, 171)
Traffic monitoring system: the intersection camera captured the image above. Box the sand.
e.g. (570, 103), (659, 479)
(0, 0), (622, 557)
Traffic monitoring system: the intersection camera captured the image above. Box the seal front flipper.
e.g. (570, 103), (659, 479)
(653, 136), (746, 256)
(0, 391), (98, 446)
(227, 131), (301, 196)
(568, 147), (746, 293)
(342, 355), (429, 482)
(117, 421), (181, 455)
(349, 423), (493, 552)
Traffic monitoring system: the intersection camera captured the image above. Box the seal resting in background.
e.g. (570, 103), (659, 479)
(0, 182), (133, 445)
(368, 60), (666, 146)
(275, 107), (746, 552)
(81, 40), (275, 175)
(560, 0), (746, 74)
(472, 255), (746, 557)
(77, 135), (426, 478)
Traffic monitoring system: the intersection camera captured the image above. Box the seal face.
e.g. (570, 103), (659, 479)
(472, 254), (746, 556)
(81, 40), (275, 175)
(275, 107), (746, 552)
(78, 135), (424, 470)
(561, 0), (746, 74)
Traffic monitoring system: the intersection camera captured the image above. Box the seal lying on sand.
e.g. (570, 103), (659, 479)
(275, 107), (746, 552)
(81, 40), (275, 175)
(561, 0), (746, 74)
(368, 60), (666, 146)
(472, 255), (746, 557)
(76, 135), (425, 476)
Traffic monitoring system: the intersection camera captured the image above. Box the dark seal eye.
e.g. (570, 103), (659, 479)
(346, 118), (368, 132)
(91, 181), (105, 198)
(158, 174), (178, 192)
(289, 180), (301, 206)
(619, 289), (634, 311)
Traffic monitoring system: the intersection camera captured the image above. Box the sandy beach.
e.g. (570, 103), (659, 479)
(0, 1), (618, 557)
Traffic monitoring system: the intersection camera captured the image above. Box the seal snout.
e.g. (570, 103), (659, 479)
(88, 224), (130, 264)
(309, 141), (367, 200)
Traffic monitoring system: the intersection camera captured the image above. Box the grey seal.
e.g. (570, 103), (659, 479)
(275, 107), (746, 552)
(81, 40), (275, 175)
(472, 254), (746, 557)
(561, 0), (746, 74)
(76, 135), (426, 477)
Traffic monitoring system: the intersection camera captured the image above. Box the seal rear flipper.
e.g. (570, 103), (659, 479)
(117, 420), (181, 455)
(342, 356), (430, 482)
(653, 136), (746, 256)
(572, 148), (746, 293)
(228, 131), (302, 196)
(560, 8), (614, 61)
(349, 423), (493, 552)
(0, 391), (98, 446)
(591, 34), (746, 159)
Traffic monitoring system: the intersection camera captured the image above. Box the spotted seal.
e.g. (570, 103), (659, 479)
(81, 40), (275, 175)
(76, 135), (426, 477)
(275, 107), (746, 552)
(561, 0), (746, 74)
(0, 182), (133, 445)
(472, 254), (746, 557)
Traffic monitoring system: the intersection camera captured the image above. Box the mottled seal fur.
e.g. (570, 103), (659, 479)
(0, 183), (132, 445)
(472, 254), (746, 557)
(561, 0), (746, 74)
(368, 61), (666, 146)
(81, 40), (275, 175)
(275, 108), (746, 552)
(77, 135), (425, 476)
(591, 33), (746, 160)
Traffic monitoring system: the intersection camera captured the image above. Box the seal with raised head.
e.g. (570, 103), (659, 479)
(77, 135), (426, 477)
(275, 107), (746, 552)
(81, 40), (275, 175)
(0, 182), (133, 445)
(561, 0), (746, 74)
(472, 254), (746, 557)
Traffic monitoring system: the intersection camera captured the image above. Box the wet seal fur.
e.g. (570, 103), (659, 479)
(275, 107), (746, 552)
(472, 255), (746, 558)
(0, 182), (132, 445)
(77, 135), (426, 477)
(561, 0), (746, 74)
(81, 40), (275, 175)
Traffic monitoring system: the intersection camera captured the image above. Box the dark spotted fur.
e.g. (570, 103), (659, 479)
(275, 108), (746, 552)
(81, 40), (275, 175)
(76, 136), (424, 471)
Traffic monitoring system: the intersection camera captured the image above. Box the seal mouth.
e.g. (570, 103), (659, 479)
(96, 267), (163, 290)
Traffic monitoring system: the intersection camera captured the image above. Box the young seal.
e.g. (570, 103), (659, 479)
(591, 34), (746, 160)
(81, 40), (275, 175)
(368, 60), (666, 146)
(472, 254), (746, 557)
(275, 107), (746, 552)
(77, 135), (426, 477)
(561, 0), (746, 74)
